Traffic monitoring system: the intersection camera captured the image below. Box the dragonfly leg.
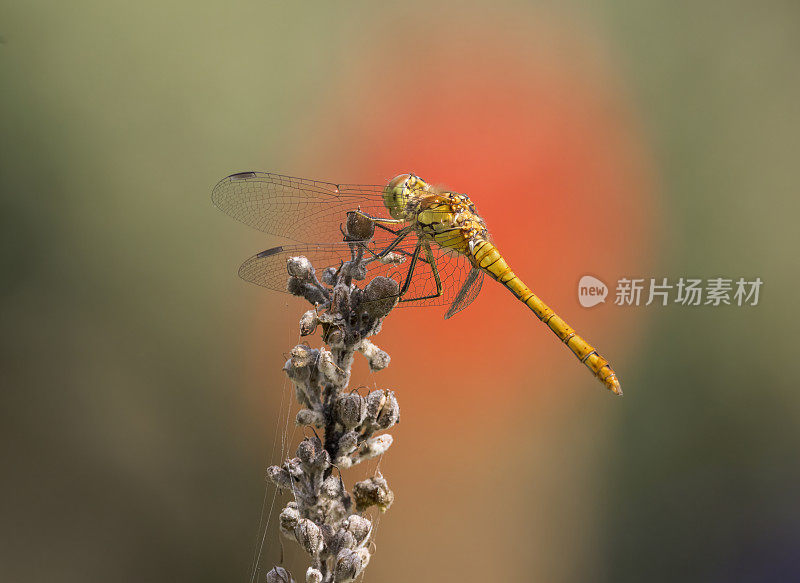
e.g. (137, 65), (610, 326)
(351, 210), (405, 226)
(362, 225), (415, 262)
(399, 242), (444, 302)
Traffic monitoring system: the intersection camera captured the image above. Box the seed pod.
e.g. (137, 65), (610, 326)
(266, 465), (291, 489)
(326, 529), (356, 555)
(305, 567), (322, 583)
(336, 393), (365, 428)
(343, 515), (372, 546)
(320, 266), (337, 285)
(295, 518), (323, 555)
(279, 504), (300, 538)
(365, 390), (387, 423)
(362, 277), (399, 319)
(296, 436), (323, 465)
(334, 548), (363, 582)
(345, 211), (375, 241)
(337, 430), (359, 457)
(376, 391), (400, 429)
(296, 408), (325, 427)
(266, 566), (294, 583)
(353, 473), (394, 513)
(299, 310), (318, 336)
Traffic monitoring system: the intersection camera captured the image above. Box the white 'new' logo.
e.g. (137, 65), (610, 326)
(578, 275), (608, 308)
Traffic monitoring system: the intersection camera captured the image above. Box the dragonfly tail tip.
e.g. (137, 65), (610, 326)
(606, 375), (623, 396)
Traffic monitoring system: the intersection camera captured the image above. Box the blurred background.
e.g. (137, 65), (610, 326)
(2, 1), (798, 582)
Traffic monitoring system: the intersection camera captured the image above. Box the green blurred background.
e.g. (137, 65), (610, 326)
(2, 1), (798, 582)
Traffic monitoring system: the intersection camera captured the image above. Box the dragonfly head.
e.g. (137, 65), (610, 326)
(383, 173), (428, 220)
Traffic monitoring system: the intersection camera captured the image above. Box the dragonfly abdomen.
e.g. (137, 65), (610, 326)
(470, 239), (622, 395)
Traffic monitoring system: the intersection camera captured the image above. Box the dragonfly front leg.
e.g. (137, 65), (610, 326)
(399, 242), (444, 302)
(362, 225), (415, 263)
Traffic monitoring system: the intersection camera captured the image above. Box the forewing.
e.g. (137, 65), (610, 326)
(211, 172), (394, 244)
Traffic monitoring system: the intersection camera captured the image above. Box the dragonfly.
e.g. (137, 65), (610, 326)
(212, 171), (621, 395)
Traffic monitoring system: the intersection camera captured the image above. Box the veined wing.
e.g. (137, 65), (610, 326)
(239, 240), (482, 315)
(212, 172), (404, 244)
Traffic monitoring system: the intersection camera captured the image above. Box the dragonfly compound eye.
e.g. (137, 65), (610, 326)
(383, 173), (415, 219)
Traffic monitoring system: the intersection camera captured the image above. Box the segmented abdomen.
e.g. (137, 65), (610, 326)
(470, 238), (622, 395)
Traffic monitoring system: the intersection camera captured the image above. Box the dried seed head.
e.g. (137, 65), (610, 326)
(296, 436), (323, 465)
(299, 310), (318, 336)
(337, 430), (359, 457)
(376, 391), (400, 429)
(266, 465), (291, 489)
(343, 515), (372, 545)
(362, 277), (399, 319)
(353, 473), (394, 513)
(320, 474), (344, 497)
(294, 518), (323, 555)
(334, 548), (364, 582)
(365, 390), (387, 422)
(321, 266), (337, 285)
(324, 326), (344, 346)
(295, 408), (325, 427)
(266, 566), (294, 583)
(326, 529), (356, 555)
(279, 503), (300, 538)
(305, 567), (323, 583)
(287, 256), (314, 280)
(289, 345), (317, 369)
(345, 211), (375, 241)
(336, 393), (366, 428)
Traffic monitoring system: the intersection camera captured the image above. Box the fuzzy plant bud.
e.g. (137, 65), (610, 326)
(279, 503), (300, 538)
(299, 310), (318, 336)
(337, 430), (359, 458)
(288, 344), (318, 369)
(294, 518), (323, 555)
(320, 266), (337, 285)
(336, 393), (365, 428)
(334, 548), (364, 582)
(305, 568), (322, 583)
(357, 339), (391, 372)
(266, 465), (292, 489)
(353, 473), (394, 512)
(320, 474), (345, 500)
(345, 211), (375, 241)
(266, 566), (295, 583)
(296, 408), (325, 427)
(296, 436), (323, 466)
(363, 434), (393, 458)
(287, 256), (314, 280)
(362, 276), (399, 319)
(318, 348), (347, 385)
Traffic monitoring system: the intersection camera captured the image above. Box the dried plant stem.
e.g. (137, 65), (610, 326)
(265, 241), (400, 583)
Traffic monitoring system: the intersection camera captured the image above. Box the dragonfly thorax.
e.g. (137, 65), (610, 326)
(416, 192), (489, 258)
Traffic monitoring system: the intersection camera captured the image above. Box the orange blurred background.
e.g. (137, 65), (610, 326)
(2, 2), (798, 583)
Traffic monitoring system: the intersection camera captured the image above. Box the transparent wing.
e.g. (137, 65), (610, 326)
(238, 239), (482, 312)
(211, 171), (410, 244)
(444, 268), (484, 319)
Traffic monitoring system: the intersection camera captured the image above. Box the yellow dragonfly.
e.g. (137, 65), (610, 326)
(212, 172), (621, 395)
